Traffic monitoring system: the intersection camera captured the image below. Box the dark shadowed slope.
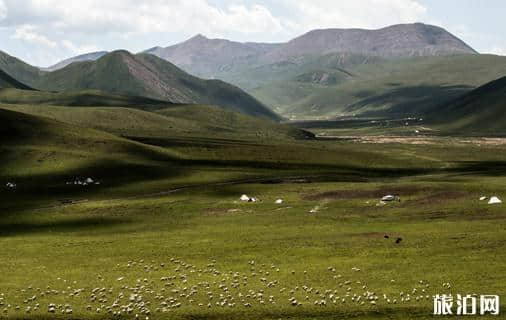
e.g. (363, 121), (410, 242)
(32, 50), (280, 120)
(427, 76), (506, 135)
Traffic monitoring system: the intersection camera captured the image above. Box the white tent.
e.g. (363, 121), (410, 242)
(381, 195), (396, 201)
(488, 196), (502, 205)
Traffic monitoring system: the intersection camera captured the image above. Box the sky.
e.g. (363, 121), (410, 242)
(0, 0), (505, 67)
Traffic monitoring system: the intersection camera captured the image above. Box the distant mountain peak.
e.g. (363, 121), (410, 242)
(261, 23), (477, 63)
(108, 49), (132, 57)
(45, 50), (108, 71)
(189, 34), (208, 41)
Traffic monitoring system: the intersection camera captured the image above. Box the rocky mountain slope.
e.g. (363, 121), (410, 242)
(144, 34), (281, 78)
(261, 23), (476, 63)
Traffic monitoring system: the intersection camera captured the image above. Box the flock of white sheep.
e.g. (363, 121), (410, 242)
(5, 182), (16, 189)
(4, 177), (102, 190)
(66, 177), (100, 186)
(0, 258), (445, 318)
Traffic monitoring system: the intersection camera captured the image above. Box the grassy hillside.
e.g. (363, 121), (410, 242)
(0, 70), (33, 90)
(0, 88), (172, 109)
(0, 51), (45, 85)
(29, 51), (280, 120)
(427, 75), (506, 135)
(250, 54), (506, 119)
(0, 108), (179, 190)
(1, 103), (312, 142)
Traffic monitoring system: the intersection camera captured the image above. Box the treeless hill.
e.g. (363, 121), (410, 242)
(32, 50), (281, 120)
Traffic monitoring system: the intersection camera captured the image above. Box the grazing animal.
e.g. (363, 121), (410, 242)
(395, 237), (403, 244)
(384, 234), (389, 239)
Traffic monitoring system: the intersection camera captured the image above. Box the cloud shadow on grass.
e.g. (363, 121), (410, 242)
(0, 216), (130, 237)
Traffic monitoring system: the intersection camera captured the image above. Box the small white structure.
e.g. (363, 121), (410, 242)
(309, 205), (320, 213)
(86, 178), (94, 184)
(381, 195), (396, 202)
(488, 196), (502, 205)
(275, 199), (284, 204)
(240, 194), (250, 201)
(479, 196), (488, 201)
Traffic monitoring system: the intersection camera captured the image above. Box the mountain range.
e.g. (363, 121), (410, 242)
(48, 23), (476, 76)
(0, 50), (279, 120)
(42, 23), (498, 121)
(1, 22), (506, 133)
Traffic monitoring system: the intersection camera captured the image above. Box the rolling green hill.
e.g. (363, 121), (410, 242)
(0, 107), (176, 183)
(427, 75), (506, 135)
(0, 88), (172, 109)
(30, 50), (280, 120)
(0, 103), (311, 141)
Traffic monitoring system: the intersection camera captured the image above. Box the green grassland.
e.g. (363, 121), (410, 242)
(1, 103), (505, 319)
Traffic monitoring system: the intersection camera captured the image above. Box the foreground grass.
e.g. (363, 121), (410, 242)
(0, 108), (505, 319)
(1, 176), (505, 319)
(1, 144), (506, 319)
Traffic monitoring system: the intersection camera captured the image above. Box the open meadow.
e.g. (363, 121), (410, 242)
(1, 109), (505, 319)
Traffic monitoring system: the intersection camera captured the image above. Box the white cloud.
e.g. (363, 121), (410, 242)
(282, 0), (427, 33)
(486, 47), (506, 56)
(2, 0), (285, 65)
(1, 0), (429, 44)
(12, 24), (57, 48)
(2, 0), (284, 38)
(0, 0), (6, 20)
(61, 40), (99, 55)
